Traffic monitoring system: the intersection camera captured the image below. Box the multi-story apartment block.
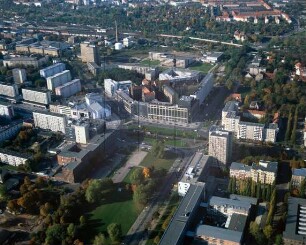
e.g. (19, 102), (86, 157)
(55, 79), (81, 98)
(251, 161), (278, 184)
(0, 101), (15, 119)
(12, 68), (26, 84)
(104, 79), (132, 96)
(230, 161), (278, 185)
(208, 126), (233, 166)
(22, 88), (51, 105)
(47, 70), (71, 91)
(208, 195), (257, 217)
(0, 83), (19, 98)
(222, 101), (239, 126)
(230, 162), (252, 180)
(291, 168), (306, 188)
(40, 63), (66, 78)
(0, 149), (29, 166)
(224, 111), (240, 133)
(264, 123), (279, 143)
(33, 111), (67, 134)
(0, 121), (22, 143)
(3, 56), (49, 68)
(80, 42), (99, 64)
(74, 123), (90, 144)
(237, 122), (265, 141)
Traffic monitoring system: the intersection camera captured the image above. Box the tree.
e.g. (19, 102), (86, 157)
(300, 178), (306, 198)
(45, 224), (67, 245)
(67, 223), (76, 238)
(93, 233), (106, 245)
(130, 168), (144, 185)
(107, 223), (122, 242)
(0, 184), (7, 200)
(7, 199), (19, 212)
(85, 178), (114, 203)
(263, 225), (273, 239)
(133, 184), (150, 207)
(152, 140), (165, 159)
(275, 234), (283, 245)
(143, 167), (151, 178)
(80, 215), (86, 226)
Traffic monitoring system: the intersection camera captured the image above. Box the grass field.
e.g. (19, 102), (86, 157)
(140, 151), (177, 171)
(142, 136), (187, 147)
(189, 62), (214, 73)
(128, 124), (197, 138)
(140, 59), (160, 66)
(87, 188), (139, 243)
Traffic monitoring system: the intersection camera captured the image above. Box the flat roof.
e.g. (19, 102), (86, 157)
(230, 162), (252, 172)
(196, 225), (243, 243)
(284, 197), (306, 242)
(33, 110), (66, 118)
(179, 153), (211, 184)
(159, 183), (205, 245)
(228, 213), (248, 232)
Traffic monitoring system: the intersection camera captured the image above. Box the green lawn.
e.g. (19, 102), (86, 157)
(189, 62), (214, 73)
(143, 136), (187, 147)
(140, 151), (177, 171)
(140, 59), (160, 66)
(87, 189), (139, 243)
(128, 124), (197, 138)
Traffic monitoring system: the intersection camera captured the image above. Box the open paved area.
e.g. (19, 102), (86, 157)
(112, 150), (148, 183)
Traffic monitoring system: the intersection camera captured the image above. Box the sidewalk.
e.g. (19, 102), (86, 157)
(112, 150), (148, 183)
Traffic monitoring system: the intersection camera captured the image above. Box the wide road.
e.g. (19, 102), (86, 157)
(122, 148), (194, 245)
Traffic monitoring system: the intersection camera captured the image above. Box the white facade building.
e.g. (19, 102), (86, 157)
(33, 111), (67, 133)
(104, 79), (132, 96)
(40, 63), (66, 78)
(75, 123), (90, 144)
(55, 79), (81, 98)
(237, 122), (265, 141)
(193, 73), (214, 105)
(12, 68), (27, 84)
(22, 88), (51, 105)
(209, 126), (233, 166)
(0, 101), (15, 119)
(264, 123), (279, 143)
(47, 70), (71, 91)
(0, 83), (19, 98)
(178, 153), (211, 196)
(0, 149), (29, 166)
